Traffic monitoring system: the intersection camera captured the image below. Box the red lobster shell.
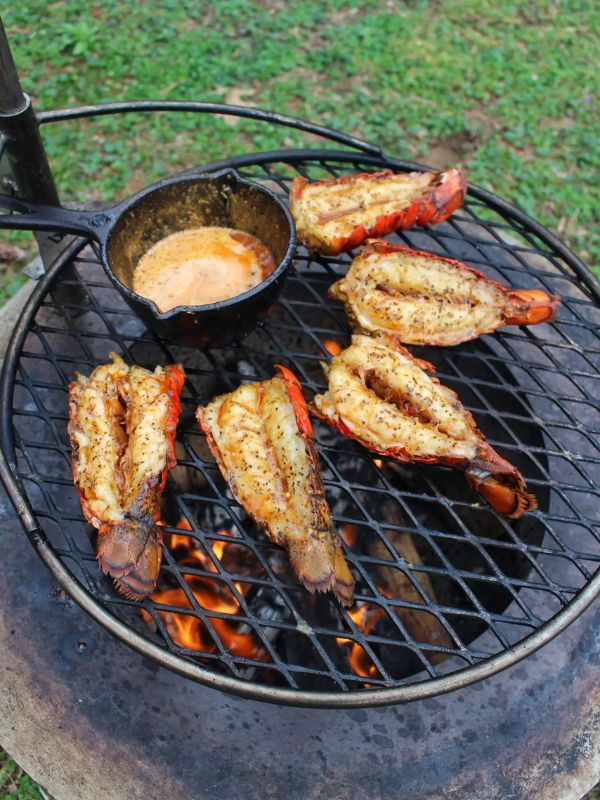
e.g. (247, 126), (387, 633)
(290, 168), (466, 255)
(329, 239), (559, 345)
(312, 335), (536, 519)
(68, 354), (184, 599)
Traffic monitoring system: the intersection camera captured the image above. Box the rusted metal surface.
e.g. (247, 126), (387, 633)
(1, 491), (598, 800)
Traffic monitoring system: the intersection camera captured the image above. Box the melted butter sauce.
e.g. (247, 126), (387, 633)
(133, 226), (275, 312)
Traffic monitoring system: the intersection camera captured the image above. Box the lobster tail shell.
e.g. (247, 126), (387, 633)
(68, 355), (185, 600)
(275, 363), (355, 605)
(96, 517), (163, 600)
(290, 168), (466, 255)
(465, 443), (537, 519)
(197, 368), (355, 605)
(286, 535), (354, 607)
(419, 167), (467, 225)
(274, 363), (313, 437)
(505, 289), (560, 326)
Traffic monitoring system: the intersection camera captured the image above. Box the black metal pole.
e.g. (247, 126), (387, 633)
(0, 17), (61, 268)
(0, 21), (26, 112)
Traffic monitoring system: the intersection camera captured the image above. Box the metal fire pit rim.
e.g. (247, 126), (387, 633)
(1, 151), (599, 707)
(3, 512), (600, 709)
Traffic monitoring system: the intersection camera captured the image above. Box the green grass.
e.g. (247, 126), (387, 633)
(1, 0), (598, 296)
(0, 269), (28, 307)
(0, 751), (41, 800)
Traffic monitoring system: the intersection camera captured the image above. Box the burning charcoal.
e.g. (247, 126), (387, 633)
(337, 600), (388, 682)
(324, 489), (454, 681)
(322, 338), (343, 357)
(360, 492), (453, 663)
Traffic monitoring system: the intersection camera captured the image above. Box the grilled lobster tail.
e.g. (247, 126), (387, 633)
(329, 240), (560, 345)
(196, 366), (354, 605)
(312, 335), (536, 519)
(290, 168), (466, 256)
(68, 354), (185, 600)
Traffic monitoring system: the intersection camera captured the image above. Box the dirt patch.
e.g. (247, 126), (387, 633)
(500, 138), (536, 159)
(538, 116), (575, 129)
(464, 107), (499, 136)
(423, 130), (480, 169)
(0, 242), (26, 264)
(329, 6), (366, 26)
(424, 106), (502, 168)
(516, 6), (558, 26)
(215, 87), (257, 127)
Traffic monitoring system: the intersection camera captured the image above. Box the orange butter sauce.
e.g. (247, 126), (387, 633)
(133, 226), (275, 312)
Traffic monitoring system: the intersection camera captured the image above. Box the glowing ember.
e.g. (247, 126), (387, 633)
(142, 522), (268, 662)
(340, 523), (358, 548)
(373, 458), (383, 468)
(147, 520), (449, 678)
(323, 338), (343, 356)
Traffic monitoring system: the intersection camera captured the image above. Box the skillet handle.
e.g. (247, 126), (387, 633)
(0, 194), (113, 242)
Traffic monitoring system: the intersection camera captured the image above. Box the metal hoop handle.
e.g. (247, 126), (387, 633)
(36, 101), (383, 157)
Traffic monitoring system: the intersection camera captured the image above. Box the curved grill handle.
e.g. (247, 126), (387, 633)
(36, 101), (384, 157)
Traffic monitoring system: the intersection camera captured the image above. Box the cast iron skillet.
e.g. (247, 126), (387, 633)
(0, 169), (296, 347)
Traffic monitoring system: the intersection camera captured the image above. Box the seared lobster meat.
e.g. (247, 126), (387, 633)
(196, 366), (354, 604)
(68, 354), (185, 599)
(290, 168), (466, 255)
(312, 335), (536, 518)
(329, 240), (559, 345)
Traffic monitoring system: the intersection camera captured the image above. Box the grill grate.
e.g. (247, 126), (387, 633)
(2, 150), (600, 705)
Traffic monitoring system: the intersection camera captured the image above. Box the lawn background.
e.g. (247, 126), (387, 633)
(1, 1), (599, 797)
(1, 0), (599, 306)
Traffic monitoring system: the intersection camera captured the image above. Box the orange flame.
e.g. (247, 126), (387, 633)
(144, 521), (268, 662)
(159, 514), (193, 551)
(169, 533), (193, 550)
(337, 601), (386, 679)
(323, 338), (343, 356)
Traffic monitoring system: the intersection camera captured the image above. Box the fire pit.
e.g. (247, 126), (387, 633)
(0, 12), (600, 707)
(1, 132), (599, 706)
(1, 23), (599, 799)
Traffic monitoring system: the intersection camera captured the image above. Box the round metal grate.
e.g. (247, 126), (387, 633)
(1, 147), (599, 708)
